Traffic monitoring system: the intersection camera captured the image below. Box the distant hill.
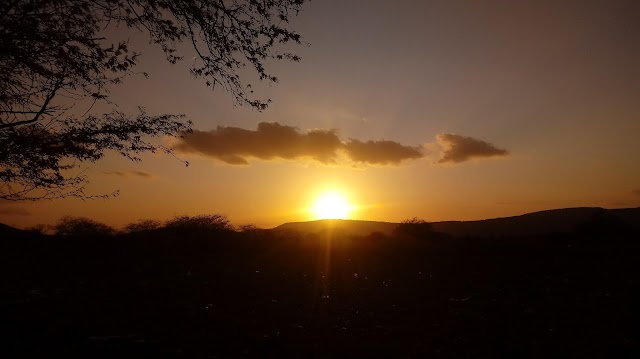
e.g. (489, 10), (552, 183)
(0, 222), (32, 238)
(610, 207), (640, 229)
(2, 207), (638, 240)
(274, 207), (640, 238)
(274, 219), (399, 237)
(431, 207), (611, 238)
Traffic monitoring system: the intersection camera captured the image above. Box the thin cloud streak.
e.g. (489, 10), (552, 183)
(437, 134), (509, 163)
(103, 170), (154, 179)
(0, 200), (30, 216)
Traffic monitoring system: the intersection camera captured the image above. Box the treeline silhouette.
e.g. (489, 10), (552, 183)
(25, 214), (236, 237)
(1, 213), (638, 357)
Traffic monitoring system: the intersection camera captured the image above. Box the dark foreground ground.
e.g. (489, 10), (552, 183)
(1, 230), (638, 358)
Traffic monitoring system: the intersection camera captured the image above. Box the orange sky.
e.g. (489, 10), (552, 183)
(2, 0), (640, 229)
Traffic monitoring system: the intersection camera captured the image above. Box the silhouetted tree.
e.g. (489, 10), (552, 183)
(124, 219), (162, 233)
(573, 210), (635, 242)
(238, 224), (262, 233)
(164, 214), (233, 233)
(24, 224), (49, 235)
(54, 216), (116, 237)
(394, 217), (435, 239)
(0, 0), (307, 200)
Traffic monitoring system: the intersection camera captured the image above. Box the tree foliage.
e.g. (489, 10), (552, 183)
(0, 110), (189, 200)
(124, 218), (162, 233)
(164, 214), (233, 232)
(54, 216), (116, 237)
(0, 0), (307, 200)
(394, 217), (435, 239)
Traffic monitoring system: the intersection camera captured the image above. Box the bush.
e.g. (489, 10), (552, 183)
(164, 214), (233, 232)
(124, 219), (162, 233)
(54, 216), (115, 237)
(238, 224), (263, 233)
(25, 224), (49, 235)
(394, 217), (435, 239)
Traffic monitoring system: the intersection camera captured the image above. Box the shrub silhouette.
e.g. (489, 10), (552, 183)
(54, 216), (115, 237)
(394, 217), (435, 239)
(238, 224), (262, 233)
(164, 214), (233, 233)
(24, 224), (49, 235)
(124, 219), (162, 233)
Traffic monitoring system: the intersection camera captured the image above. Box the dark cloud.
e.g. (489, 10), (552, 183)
(632, 189), (640, 197)
(103, 170), (153, 179)
(174, 122), (424, 165)
(437, 134), (509, 163)
(344, 139), (423, 165)
(174, 122), (341, 164)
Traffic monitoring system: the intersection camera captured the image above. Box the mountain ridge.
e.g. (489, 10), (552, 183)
(274, 207), (640, 238)
(2, 207), (638, 238)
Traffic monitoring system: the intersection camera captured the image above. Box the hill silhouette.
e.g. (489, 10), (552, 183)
(1, 207), (638, 357)
(274, 219), (399, 237)
(275, 207), (640, 238)
(0, 222), (42, 239)
(0, 222), (22, 235)
(1, 207), (638, 239)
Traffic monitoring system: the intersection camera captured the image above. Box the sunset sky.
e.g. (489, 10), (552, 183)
(2, 0), (639, 229)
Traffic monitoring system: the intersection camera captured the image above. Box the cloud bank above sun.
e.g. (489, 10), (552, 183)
(173, 122), (509, 166)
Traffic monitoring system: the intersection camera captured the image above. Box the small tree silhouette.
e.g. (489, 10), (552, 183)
(25, 224), (49, 235)
(394, 217), (435, 239)
(54, 216), (115, 237)
(124, 219), (162, 233)
(238, 224), (263, 233)
(164, 214), (233, 233)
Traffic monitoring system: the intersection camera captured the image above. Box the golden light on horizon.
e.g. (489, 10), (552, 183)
(310, 190), (353, 220)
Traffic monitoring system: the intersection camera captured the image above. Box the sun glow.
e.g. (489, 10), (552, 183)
(311, 191), (353, 220)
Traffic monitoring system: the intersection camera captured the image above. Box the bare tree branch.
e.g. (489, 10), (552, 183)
(0, 0), (307, 200)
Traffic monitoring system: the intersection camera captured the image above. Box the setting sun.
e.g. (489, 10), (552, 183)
(311, 191), (353, 220)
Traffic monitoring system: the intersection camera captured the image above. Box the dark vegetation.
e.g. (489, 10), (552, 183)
(1, 209), (639, 358)
(0, 0), (306, 200)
